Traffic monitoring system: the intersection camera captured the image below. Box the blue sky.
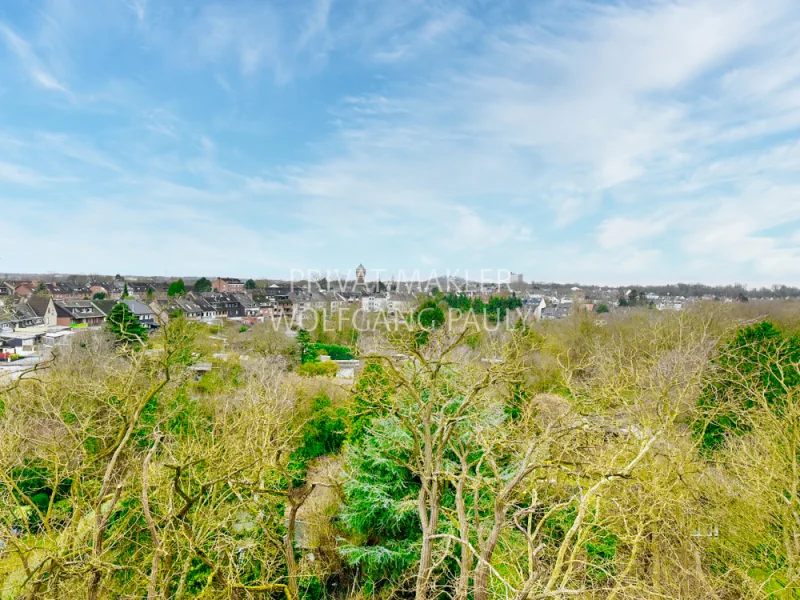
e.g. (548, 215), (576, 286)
(1, 0), (800, 285)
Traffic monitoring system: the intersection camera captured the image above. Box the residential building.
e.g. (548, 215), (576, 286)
(89, 283), (110, 297)
(198, 292), (241, 318)
(26, 295), (58, 327)
(329, 291), (360, 313)
(46, 282), (89, 300)
(121, 299), (158, 331)
(361, 292), (415, 315)
(213, 278), (245, 293)
(263, 283), (292, 297)
(387, 292), (415, 315)
(54, 300), (107, 327)
(6, 302), (45, 330)
(92, 300), (118, 317)
(128, 283), (160, 299)
(232, 293), (260, 319)
(0, 316), (14, 334)
(361, 294), (387, 313)
(251, 293), (277, 319)
(44, 329), (76, 346)
(150, 298), (204, 323)
(522, 295), (547, 320)
(187, 294), (217, 321)
(541, 306), (571, 320)
(14, 282), (35, 297)
(291, 291), (328, 314)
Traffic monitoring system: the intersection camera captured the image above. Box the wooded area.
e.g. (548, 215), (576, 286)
(1, 301), (799, 599)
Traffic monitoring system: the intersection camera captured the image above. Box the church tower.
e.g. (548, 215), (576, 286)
(355, 263), (367, 287)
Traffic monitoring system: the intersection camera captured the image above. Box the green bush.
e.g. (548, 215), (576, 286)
(312, 343), (354, 360)
(696, 321), (800, 451)
(295, 395), (348, 460)
(297, 361), (338, 377)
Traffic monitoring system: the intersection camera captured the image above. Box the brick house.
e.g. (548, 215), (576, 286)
(54, 300), (107, 327)
(14, 282), (35, 297)
(213, 278), (245, 293)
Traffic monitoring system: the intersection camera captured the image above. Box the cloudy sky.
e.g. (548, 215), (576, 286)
(1, 0), (800, 285)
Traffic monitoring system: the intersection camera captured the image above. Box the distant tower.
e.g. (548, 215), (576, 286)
(356, 263), (366, 287)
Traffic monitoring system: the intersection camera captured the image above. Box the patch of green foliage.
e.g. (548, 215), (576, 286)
(414, 299), (445, 329)
(297, 361), (338, 377)
(312, 343), (355, 360)
(167, 279), (186, 297)
(296, 328), (317, 363)
(106, 302), (148, 346)
(442, 292), (522, 322)
(289, 394), (349, 483)
(294, 394), (349, 463)
(349, 362), (391, 442)
(9, 462), (73, 531)
(696, 321), (800, 451)
(193, 277), (212, 293)
(543, 504), (618, 582)
(339, 418), (421, 586)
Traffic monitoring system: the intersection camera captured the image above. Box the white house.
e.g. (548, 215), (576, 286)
(361, 292), (415, 315)
(361, 294), (388, 313)
(522, 295), (547, 320)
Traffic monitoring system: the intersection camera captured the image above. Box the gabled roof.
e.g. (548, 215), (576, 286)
(121, 299), (154, 316)
(186, 293), (215, 311)
(14, 302), (38, 320)
(54, 300), (107, 319)
(26, 295), (53, 317)
(153, 297), (203, 314)
(93, 300), (119, 316)
(230, 293), (254, 306)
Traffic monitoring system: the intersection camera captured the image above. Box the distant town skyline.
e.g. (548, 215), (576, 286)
(1, 268), (798, 293)
(2, 0), (800, 285)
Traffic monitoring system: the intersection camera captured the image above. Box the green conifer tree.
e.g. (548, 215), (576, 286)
(107, 303), (148, 346)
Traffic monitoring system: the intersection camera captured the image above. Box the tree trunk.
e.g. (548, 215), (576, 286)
(473, 506), (506, 600)
(455, 462), (472, 600)
(142, 435), (163, 600)
(415, 480), (440, 600)
(285, 503), (300, 600)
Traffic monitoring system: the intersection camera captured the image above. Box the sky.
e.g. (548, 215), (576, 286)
(1, 0), (800, 286)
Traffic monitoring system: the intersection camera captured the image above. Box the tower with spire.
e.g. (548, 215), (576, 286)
(355, 263), (367, 288)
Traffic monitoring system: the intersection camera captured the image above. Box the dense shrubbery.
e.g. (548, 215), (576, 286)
(297, 360), (339, 377)
(2, 303), (800, 599)
(441, 292), (523, 322)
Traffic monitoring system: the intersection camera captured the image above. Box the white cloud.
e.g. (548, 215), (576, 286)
(597, 217), (670, 250)
(3, 0), (800, 283)
(0, 21), (70, 94)
(126, 0), (147, 25)
(0, 162), (48, 185)
(0, 161), (77, 185)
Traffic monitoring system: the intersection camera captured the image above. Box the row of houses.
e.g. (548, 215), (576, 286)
(0, 297), (153, 353)
(151, 292), (259, 322)
(2, 286), (422, 340)
(0, 297), (157, 332)
(153, 289), (418, 324)
(2, 277), (248, 301)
